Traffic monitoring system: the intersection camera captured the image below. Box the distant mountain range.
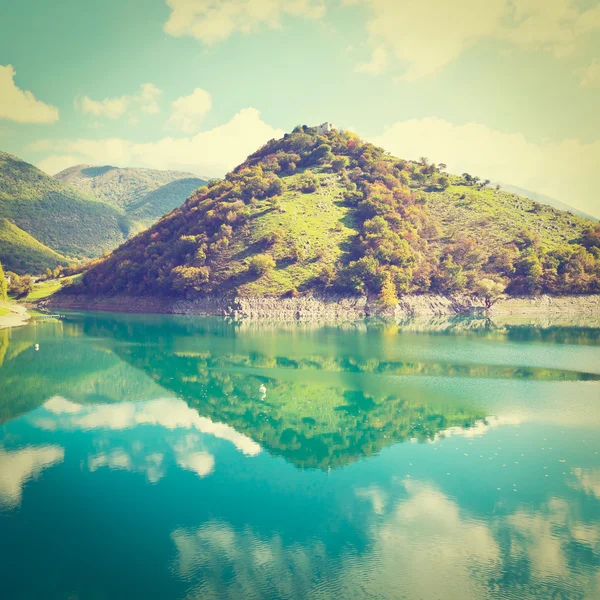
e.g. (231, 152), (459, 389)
(0, 152), (207, 274)
(495, 183), (598, 221)
(54, 164), (207, 228)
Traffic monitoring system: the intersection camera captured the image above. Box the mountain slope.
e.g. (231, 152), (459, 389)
(495, 183), (598, 221)
(0, 152), (131, 261)
(69, 126), (600, 300)
(0, 218), (69, 275)
(54, 164), (206, 227)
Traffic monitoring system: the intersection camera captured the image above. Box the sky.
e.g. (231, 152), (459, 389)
(0, 0), (599, 216)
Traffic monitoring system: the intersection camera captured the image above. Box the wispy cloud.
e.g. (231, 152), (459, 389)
(164, 0), (326, 44)
(347, 0), (600, 80)
(74, 83), (162, 120)
(578, 59), (600, 88)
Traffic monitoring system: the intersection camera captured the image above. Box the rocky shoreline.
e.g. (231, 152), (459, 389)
(40, 292), (600, 321)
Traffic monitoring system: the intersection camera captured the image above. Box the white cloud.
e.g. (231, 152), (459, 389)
(173, 433), (216, 477)
(171, 481), (500, 599)
(578, 60), (600, 87)
(34, 107), (284, 177)
(41, 396), (261, 456)
(355, 485), (387, 514)
(346, 0), (600, 79)
(171, 481), (600, 598)
(166, 87), (212, 133)
(0, 64), (59, 124)
(74, 83), (162, 120)
(77, 95), (128, 119)
(0, 445), (64, 508)
(164, 0), (326, 44)
(371, 117), (600, 217)
(502, 0), (600, 57)
(432, 415), (524, 441)
(362, 0), (507, 80)
(570, 468), (600, 499)
(89, 448), (133, 472)
(355, 46), (388, 75)
(88, 448), (165, 483)
(86, 435), (214, 482)
(176, 451), (215, 477)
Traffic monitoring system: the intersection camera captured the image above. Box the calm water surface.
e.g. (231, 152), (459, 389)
(1, 312), (599, 599)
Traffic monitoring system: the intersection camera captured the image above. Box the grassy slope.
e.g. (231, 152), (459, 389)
(429, 181), (590, 251)
(17, 275), (81, 301)
(0, 152), (130, 260)
(0, 218), (69, 274)
(217, 170), (357, 295)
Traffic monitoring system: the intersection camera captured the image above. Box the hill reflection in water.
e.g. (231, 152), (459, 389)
(1, 313), (599, 600)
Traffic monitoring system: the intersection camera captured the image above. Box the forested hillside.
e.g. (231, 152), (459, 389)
(0, 218), (68, 274)
(0, 152), (130, 262)
(67, 126), (600, 301)
(55, 164), (206, 228)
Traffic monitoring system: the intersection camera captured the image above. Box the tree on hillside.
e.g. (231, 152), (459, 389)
(434, 255), (467, 293)
(379, 272), (398, 306)
(473, 278), (506, 309)
(331, 156), (349, 172)
(581, 224), (600, 250)
(7, 273), (33, 297)
(436, 175), (450, 190)
(0, 262), (7, 300)
(514, 249), (543, 294)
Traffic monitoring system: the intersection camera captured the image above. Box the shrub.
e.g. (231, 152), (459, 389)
(318, 264), (336, 286)
(266, 177), (286, 197)
(331, 156), (349, 172)
(299, 174), (318, 193)
(263, 228), (285, 247)
(289, 243), (307, 263)
(249, 254), (276, 276)
(284, 287), (299, 298)
(170, 266), (210, 292)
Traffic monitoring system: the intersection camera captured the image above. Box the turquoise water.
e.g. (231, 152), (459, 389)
(1, 313), (599, 599)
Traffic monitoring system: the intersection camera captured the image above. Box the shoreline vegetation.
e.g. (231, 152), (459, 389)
(41, 292), (600, 322)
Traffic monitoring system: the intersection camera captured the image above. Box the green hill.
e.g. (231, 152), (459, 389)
(0, 218), (69, 274)
(54, 164), (207, 228)
(0, 151), (131, 264)
(69, 126), (600, 300)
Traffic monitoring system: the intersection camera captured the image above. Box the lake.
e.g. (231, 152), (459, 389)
(1, 312), (599, 599)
